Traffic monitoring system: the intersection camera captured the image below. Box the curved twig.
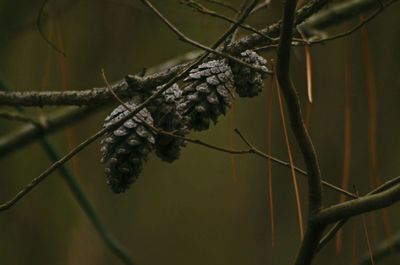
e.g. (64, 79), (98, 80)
(37, 0), (66, 56)
(275, 0), (325, 263)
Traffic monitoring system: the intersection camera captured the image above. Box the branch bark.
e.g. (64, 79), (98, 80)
(299, 0), (381, 33)
(275, 0), (324, 263)
(0, 105), (103, 157)
(358, 229), (400, 265)
(1, 0), (394, 107)
(0, 0), (332, 107)
(316, 183), (400, 224)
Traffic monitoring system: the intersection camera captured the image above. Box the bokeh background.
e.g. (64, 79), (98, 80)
(1, 0), (400, 264)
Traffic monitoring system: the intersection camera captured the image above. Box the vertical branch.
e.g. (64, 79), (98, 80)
(276, 0), (322, 215)
(276, 0), (324, 263)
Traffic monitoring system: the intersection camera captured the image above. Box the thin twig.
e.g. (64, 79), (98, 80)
(250, 0), (272, 14)
(202, 0), (239, 12)
(39, 139), (135, 265)
(109, 67), (357, 201)
(0, 105), (104, 157)
(357, 229), (400, 265)
(0, 0), (339, 107)
(0, 0), (266, 212)
(37, 0), (66, 56)
(140, 0), (271, 74)
(0, 83), (134, 265)
(101, 69), (132, 110)
(307, 0), (396, 45)
(0, 111), (40, 125)
(356, 187), (376, 265)
(181, 0), (275, 41)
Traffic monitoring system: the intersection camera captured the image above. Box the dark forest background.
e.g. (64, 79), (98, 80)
(0, 0), (400, 264)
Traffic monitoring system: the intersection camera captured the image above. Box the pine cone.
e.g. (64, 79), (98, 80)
(100, 102), (155, 193)
(146, 84), (188, 162)
(178, 60), (235, 131)
(230, 50), (269, 97)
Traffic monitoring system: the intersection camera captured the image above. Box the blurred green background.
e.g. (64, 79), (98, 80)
(1, 0), (400, 264)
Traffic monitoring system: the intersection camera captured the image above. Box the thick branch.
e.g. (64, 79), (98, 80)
(3, 0), (389, 107)
(300, 0), (380, 33)
(358, 230), (400, 265)
(316, 183), (400, 224)
(0, 105), (103, 157)
(228, 0), (330, 53)
(275, 0), (324, 264)
(316, 176), (400, 251)
(0, 0), (331, 107)
(0, 65), (183, 106)
(276, 0), (322, 215)
(0, 0), (267, 212)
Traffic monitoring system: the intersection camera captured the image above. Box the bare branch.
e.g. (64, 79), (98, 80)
(316, 181), (400, 225)
(181, 0), (275, 41)
(201, 0), (239, 12)
(305, 0), (398, 45)
(276, 0), (322, 233)
(0, 111), (39, 124)
(299, 0), (384, 34)
(316, 176), (400, 251)
(37, 0), (66, 56)
(250, 0), (272, 15)
(101, 72), (357, 201)
(0, 0), (267, 212)
(275, 0), (325, 263)
(0, 105), (103, 158)
(140, 0), (270, 73)
(228, 0), (330, 53)
(0, 83), (134, 264)
(0, 0), (334, 108)
(358, 230), (400, 265)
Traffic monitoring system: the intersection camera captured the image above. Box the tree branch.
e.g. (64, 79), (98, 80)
(228, 0), (330, 53)
(305, 0), (398, 45)
(316, 181), (400, 224)
(0, 0), (332, 107)
(299, 0), (383, 34)
(5, 0), (385, 108)
(275, 0), (325, 263)
(0, 105), (103, 157)
(140, 0), (270, 73)
(0, 0), (269, 211)
(276, 0), (323, 235)
(357, 229), (400, 265)
(202, 0), (239, 12)
(180, 0), (275, 41)
(0, 83), (134, 265)
(0, 71), (178, 107)
(316, 176), (400, 252)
